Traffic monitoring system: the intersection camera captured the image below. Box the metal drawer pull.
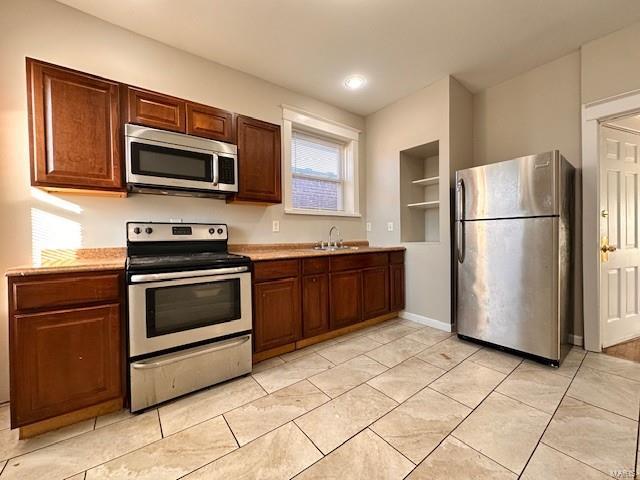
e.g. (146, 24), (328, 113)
(131, 335), (250, 370)
(130, 266), (248, 283)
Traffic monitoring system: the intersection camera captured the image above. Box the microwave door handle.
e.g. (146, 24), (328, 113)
(213, 153), (219, 186)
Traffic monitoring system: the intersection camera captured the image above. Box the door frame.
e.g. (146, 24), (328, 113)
(582, 89), (640, 351)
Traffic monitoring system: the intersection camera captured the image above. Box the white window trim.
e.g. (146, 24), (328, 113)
(282, 105), (361, 217)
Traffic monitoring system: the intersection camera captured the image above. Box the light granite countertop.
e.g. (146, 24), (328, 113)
(5, 242), (405, 276)
(229, 242), (405, 261)
(5, 248), (126, 277)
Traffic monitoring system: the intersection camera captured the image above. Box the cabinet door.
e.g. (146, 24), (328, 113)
(11, 304), (122, 427)
(390, 264), (405, 311)
(302, 274), (329, 338)
(186, 103), (234, 142)
(27, 59), (123, 191)
(233, 115), (281, 203)
(254, 278), (300, 352)
(124, 86), (186, 132)
(362, 267), (390, 319)
(330, 271), (362, 329)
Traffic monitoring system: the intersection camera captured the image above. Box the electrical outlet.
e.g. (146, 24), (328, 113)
(272, 220), (280, 232)
(387, 222), (394, 232)
(366, 222), (372, 232)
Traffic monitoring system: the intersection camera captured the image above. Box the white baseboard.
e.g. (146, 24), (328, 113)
(569, 334), (583, 347)
(399, 311), (452, 333)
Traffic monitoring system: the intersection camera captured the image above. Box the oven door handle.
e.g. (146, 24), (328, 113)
(129, 266), (248, 283)
(131, 335), (251, 370)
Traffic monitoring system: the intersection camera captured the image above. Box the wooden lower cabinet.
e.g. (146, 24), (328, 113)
(8, 270), (125, 430)
(362, 267), (390, 319)
(390, 264), (406, 311)
(12, 305), (121, 427)
(253, 277), (301, 352)
(329, 270), (363, 329)
(302, 274), (329, 337)
(252, 252), (405, 355)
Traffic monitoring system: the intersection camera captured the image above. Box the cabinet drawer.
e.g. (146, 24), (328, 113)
(330, 253), (388, 272)
(389, 251), (405, 264)
(12, 272), (121, 312)
(253, 259), (299, 282)
(302, 257), (329, 275)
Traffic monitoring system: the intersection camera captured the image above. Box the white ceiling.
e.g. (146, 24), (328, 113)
(57, 0), (640, 116)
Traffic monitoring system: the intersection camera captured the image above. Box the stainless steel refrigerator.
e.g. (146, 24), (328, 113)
(455, 151), (574, 366)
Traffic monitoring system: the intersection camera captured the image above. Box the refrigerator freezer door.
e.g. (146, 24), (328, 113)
(456, 216), (560, 360)
(456, 151), (560, 221)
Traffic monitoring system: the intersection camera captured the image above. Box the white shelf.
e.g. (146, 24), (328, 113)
(412, 176), (439, 186)
(407, 201), (440, 209)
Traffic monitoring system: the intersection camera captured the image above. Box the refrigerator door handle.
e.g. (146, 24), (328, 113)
(457, 221), (465, 263)
(456, 179), (465, 263)
(456, 178), (465, 221)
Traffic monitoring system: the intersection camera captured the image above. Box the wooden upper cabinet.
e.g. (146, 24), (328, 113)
(123, 86), (186, 132)
(27, 58), (123, 192)
(232, 115), (282, 203)
(186, 102), (234, 142)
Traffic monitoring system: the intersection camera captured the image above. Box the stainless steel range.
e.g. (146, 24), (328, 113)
(126, 222), (252, 412)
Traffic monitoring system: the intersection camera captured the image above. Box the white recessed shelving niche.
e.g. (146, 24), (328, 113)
(400, 140), (440, 242)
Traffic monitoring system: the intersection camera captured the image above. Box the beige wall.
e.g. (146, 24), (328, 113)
(582, 22), (640, 104)
(473, 52), (582, 167)
(471, 51), (584, 338)
(366, 77), (454, 325)
(0, 0), (366, 402)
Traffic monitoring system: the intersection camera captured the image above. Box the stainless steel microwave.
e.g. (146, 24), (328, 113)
(125, 124), (238, 197)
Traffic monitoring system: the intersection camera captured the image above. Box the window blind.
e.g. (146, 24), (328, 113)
(291, 130), (344, 211)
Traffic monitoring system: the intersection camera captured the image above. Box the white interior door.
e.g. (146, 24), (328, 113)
(600, 124), (640, 347)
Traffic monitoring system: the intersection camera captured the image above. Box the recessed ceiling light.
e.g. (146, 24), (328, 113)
(344, 75), (366, 90)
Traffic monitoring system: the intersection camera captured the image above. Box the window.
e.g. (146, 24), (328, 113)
(291, 131), (344, 211)
(282, 106), (360, 217)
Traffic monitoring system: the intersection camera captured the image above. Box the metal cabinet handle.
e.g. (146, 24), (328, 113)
(131, 335), (250, 370)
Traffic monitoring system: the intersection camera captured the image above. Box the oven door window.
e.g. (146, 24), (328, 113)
(146, 278), (241, 337)
(131, 141), (213, 182)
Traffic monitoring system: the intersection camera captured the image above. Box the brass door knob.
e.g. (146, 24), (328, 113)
(601, 244), (617, 253)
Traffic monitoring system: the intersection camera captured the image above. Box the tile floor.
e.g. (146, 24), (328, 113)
(0, 317), (638, 479)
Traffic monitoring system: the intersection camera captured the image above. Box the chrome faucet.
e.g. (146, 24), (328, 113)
(328, 225), (340, 247)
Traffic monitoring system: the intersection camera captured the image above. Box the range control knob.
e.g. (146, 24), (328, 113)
(145, 227), (153, 234)
(217, 228), (224, 234)
(133, 227), (141, 235)
(209, 228), (215, 235)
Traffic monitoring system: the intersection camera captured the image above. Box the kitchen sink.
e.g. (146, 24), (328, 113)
(312, 245), (359, 251)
